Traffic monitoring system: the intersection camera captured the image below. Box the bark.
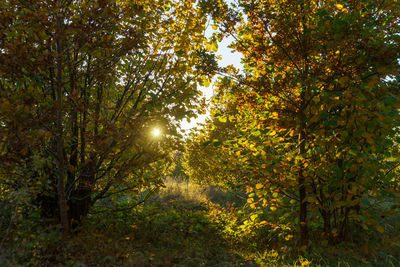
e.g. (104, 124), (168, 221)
(322, 209), (331, 239)
(298, 117), (308, 247)
(55, 14), (70, 237)
(339, 207), (350, 241)
(68, 49), (78, 186)
(298, 2), (309, 247)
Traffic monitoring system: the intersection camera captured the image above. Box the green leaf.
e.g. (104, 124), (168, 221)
(202, 140), (212, 146)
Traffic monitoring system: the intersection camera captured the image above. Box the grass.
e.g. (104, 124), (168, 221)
(156, 176), (245, 207)
(1, 177), (400, 266)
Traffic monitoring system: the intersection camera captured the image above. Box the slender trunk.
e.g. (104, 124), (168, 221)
(68, 51), (78, 187)
(298, 2), (309, 247)
(55, 13), (70, 237)
(69, 55), (93, 227)
(80, 54), (91, 166)
(322, 209), (331, 237)
(339, 207), (350, 241)
(94, 85), (103, 136)
(298, 116), (308, 247)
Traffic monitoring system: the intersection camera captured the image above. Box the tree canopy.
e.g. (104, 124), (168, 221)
(0, 0), (210, 234)
(188, 0), (400, 245)
(1, 0), (400, 265)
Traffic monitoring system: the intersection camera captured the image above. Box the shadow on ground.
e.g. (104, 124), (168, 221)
(61, 181), (255, 267)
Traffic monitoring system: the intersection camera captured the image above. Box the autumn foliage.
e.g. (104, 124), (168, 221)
(0, 0), (208, 234)
(1, 0), (400, 265)
(189, 0), (400, 246)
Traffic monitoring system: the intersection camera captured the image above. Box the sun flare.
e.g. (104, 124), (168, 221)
(152, 128), (161, 137)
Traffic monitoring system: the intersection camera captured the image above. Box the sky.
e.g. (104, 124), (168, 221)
(179, 27), (243, 133)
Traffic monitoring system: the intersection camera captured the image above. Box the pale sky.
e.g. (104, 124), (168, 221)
(179, 27), (243, 133)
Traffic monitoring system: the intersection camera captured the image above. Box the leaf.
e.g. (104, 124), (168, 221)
(212, 39), (218, 52)
(256, 183), (263, 189)
(175, 50), (184, 57)
(218, 116), (227, 123)
(202, 140), (212, 146)
(285, 234), (294, 241)
(213, 141), (222, 146)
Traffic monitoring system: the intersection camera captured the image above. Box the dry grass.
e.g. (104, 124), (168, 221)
(160, 176), (208, 203)
(158, 177), (245, 208)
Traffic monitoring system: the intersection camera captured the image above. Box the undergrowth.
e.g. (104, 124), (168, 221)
(1, 178), (399, 266)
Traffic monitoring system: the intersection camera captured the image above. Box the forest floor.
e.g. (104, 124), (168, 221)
(1, 178), (400, 266)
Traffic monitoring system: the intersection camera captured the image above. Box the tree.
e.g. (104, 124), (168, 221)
(0, 0), (208, 234)
(184, 79), (242, 186)
(203, 0), (400, 245)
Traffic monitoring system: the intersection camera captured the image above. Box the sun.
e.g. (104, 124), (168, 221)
(152, 128), (161, 137)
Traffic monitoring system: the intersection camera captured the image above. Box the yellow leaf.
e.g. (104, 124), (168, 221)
(285, 234), (294, 241)
(218, 116), (227, 123)
(247, 198), (254, 203)
(235, 150), (241, 156)
(269, 130), (277, 136)
(256, 183), (263, 189)
(376, 225), (384, 233)
(336, 4), (344, 9)
(270, 206), (277, 211)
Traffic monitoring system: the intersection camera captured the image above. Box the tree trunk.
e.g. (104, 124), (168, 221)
(55, 13), (70, 237)
(298, 3), (309, 247)
(322, 209), (331, 240)
(339, 207), (350, 242)
(298, 123), (308, 247)
(298, 79), (308, 246)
